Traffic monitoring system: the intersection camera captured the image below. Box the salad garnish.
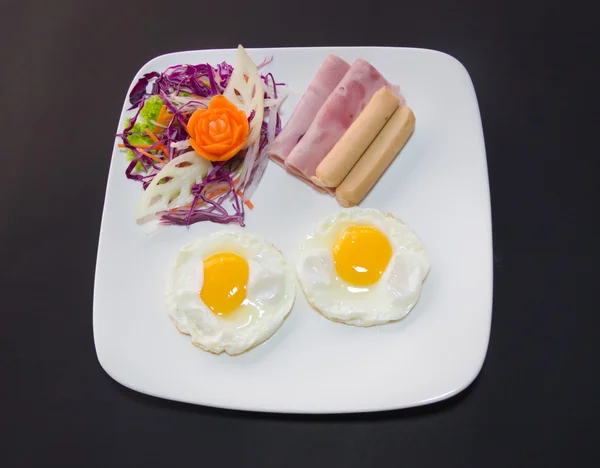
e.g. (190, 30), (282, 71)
(116, 45), (286, 227)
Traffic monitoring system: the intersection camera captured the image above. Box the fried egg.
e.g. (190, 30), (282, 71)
(166, 232), (295, 355)
(296, 208), (430, 326)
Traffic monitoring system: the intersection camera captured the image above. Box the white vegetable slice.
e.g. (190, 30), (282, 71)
(263, 95), (287, 108)
(237, 136), (260, 192)
(240, 97), (284, 201)
(170, 139), (191, 150)
(135, 151), (212, 222)
(223, 45), (264, 148)
(169, 94), (211, 107)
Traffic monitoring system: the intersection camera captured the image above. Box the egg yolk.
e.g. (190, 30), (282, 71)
(333, 225), (392, 286)
(200, 253), (249, 316)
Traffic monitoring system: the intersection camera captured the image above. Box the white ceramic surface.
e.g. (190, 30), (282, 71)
(94, 47), (493, 414)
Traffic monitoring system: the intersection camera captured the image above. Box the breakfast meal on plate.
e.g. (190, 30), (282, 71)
(295, 208), (429, 326)
(117, 45), (286, 226)
(118, 47), (428, 351)
(269, 55), (415, 205)
(165, 231), (295, 355)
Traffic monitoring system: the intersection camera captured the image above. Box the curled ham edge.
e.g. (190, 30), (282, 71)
(275, 58), (404, 195)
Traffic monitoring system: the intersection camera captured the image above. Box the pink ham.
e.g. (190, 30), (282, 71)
(285, 59), (404, 182)
(269, 55), (351, 167)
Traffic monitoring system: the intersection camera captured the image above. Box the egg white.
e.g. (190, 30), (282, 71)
(166, 232), (295, 355)
(296, 208), (430, 326)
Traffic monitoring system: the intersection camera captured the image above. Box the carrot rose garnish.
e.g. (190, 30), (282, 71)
(187, 95), (249, 162)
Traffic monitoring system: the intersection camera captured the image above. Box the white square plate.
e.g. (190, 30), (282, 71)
(94, 47), (493, 414)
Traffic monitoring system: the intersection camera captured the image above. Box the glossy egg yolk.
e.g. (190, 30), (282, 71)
(333, 225), (392, 286)
(200, 253), (249, 315)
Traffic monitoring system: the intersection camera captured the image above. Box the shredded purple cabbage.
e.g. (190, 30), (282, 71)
(128, 72), (159, 109)
(117, 59), (284, 227)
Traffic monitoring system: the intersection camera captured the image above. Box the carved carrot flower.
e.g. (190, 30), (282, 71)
(187, 95), (249, 162)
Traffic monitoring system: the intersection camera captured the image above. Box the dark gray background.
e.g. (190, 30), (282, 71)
(2, 0), (598, 466)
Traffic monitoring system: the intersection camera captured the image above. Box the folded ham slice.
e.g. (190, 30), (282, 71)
(285, 59), (404, 182)
(268, 55), (351, 167)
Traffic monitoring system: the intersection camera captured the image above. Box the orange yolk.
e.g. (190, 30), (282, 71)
(333, 225), (392, 286)
(200, 253), (249, 315)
